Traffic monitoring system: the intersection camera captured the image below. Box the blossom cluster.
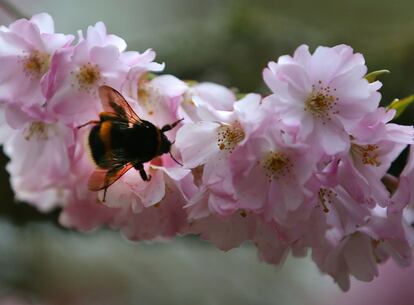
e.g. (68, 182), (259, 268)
(1, 13), (414, 291)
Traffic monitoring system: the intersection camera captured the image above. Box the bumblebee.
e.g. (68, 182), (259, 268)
(79, 85), (182, 201)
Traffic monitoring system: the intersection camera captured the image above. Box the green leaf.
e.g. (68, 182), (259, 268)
(387, 95), (414, 119)
(364, 70), (390, 83)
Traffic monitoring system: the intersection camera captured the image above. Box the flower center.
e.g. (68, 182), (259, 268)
(318, 188), (337, 213)
(22, 50), (50, 79)
(139, 86), (155, 116)
(24, 122), (51, 141)
(136, 75), (160, 116)
(217, 121), (245, 152)
(76, 63), (101, 90)
(260, 151), (292, 181)
(351, 144), (381, 167)
(305, 82), (338, 122)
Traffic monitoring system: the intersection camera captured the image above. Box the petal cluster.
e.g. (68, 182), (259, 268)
(0, 13), (414, 291)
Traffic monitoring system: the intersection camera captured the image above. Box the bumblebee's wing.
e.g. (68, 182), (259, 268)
(98, 85), (142, 125)
(88, 163), (134, 191)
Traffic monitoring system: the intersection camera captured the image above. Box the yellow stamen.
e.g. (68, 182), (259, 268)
(24, 122), (50, 141)
(136, 75), (159, 116)
(217, 121), (245, 152)
(260, 151), (292, 182)
(351, 144), (381, 167)
(22, 50), (50, 79)
(318, 188), (336, 213)
(305, 82), (339, 123)
(75, 63), (101, 90)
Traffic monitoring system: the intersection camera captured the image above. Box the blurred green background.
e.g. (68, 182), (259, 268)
(0, 0), (413, 304)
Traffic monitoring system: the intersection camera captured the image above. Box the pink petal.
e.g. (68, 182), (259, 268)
(90, 45), (121, 69)
(276, 63), (312, 94)
(189, 214), (255, 251)
(133, 169), (165, 207)
(316, 122), (349, 155)
(293, 44), (311, 67)
(192, 82), (236, 111)
(309, 46), (343, 84)
(151, 75), (188, 97)
(30, 13), (54, 34)
(175, 122), (219, 168)
(234, 163), (270, 212)
(344, 233), (378, 281)
(5, 104), (30, 128)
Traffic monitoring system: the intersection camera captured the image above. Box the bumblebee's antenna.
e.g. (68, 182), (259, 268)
(169, 140), (183, 166)
(169, 151), (183, 166)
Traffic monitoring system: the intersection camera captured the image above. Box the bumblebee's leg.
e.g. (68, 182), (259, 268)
(102, 174), (111, 202)
(102, 187), (108, 202)
(77, 120), (100, 129)
(134, 163), (151, 181)
(161, 118), (184, 132)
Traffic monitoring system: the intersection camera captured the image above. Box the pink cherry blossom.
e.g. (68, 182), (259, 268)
(312, 230), (379, 291)
(59, 191), (117, 231)
(0, 13), (73, 106)
(336, 108), (414, 208)
(176, 93), (263, 169)
(176, 93), (265, 218)
(2, 102), (75, 211)
(42, 22), (162, 125)
(263, 44), (381, 156)
(110, 176), (189, 241)
(312, 205), (412, 291)
(229, 123), (316, 223)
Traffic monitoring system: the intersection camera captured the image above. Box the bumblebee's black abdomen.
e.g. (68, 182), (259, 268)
(88, 125), (107, 167)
